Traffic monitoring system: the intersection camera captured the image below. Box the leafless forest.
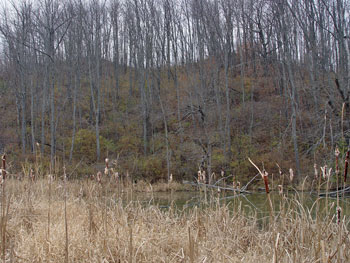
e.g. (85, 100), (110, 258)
(0, 0), (349, 183)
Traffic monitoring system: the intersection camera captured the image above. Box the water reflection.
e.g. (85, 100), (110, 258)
(123, 190), (350, 219)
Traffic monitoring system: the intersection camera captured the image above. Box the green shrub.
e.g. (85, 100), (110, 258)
(135, 155), (165, 180)
(73, 129), (116, 163)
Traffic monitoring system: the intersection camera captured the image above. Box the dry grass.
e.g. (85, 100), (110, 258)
(0, 178), (349, 262)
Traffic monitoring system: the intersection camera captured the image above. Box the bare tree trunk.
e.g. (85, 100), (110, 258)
(30, 78), (35, 153)
(69, 74), (78, 162)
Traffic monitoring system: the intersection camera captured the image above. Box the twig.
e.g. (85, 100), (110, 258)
(213, 175), (234, 186)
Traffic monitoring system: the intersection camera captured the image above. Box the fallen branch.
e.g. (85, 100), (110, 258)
(182, 180), (250, 194)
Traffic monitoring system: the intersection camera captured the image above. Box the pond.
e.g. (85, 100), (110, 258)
(122, 189), (350, 219)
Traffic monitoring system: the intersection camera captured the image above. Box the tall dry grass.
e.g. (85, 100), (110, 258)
(0, 178), (349, 262)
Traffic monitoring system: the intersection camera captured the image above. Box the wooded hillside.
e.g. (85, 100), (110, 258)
(0, 0), (348, 183)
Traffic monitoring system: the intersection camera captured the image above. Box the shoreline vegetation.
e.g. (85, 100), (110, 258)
(0, 155), (349, 262)
(0, 177), (349, 262)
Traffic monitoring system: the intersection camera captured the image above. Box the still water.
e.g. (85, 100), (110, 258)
(121, 189), (350, 219)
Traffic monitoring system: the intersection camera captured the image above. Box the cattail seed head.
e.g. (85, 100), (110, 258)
(321, 165), (327, 180)
(96, 171), (102, 183)
(278, 185), (283, 195)
(335, 147), (340, 157)
(289, 168), (294, 182)
(314, 164), (318, 179)
(337, 206), (342, 224)
(262, 171), (269, 194)
(63, 166), (67, 181)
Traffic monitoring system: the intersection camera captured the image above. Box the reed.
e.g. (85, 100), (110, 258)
(0, 178), (347, 262)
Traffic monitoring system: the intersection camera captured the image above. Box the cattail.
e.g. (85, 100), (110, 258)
(335, 147), (340, 178)
(321, 165), (327, 180)
(96, 171), (102, 184)
(169, 174), (173, 183)
(210, 172), (215, 183)
(262, 171), (269, 194)
(344, 149), (349, 182)
(63, 166), (67, 181)
(114, 172), (119, 184)
(197, 170), (201, 183)
(314, 163), (318, 179)
(30, 168), (35, 182)
(2, 155), (5, 180)
(278, 185), (283, 195)
(289, 168), (294, 182)
(278, 166), (282, 176)
(337, 206), (342, 224)
(48, 174), (53, 183)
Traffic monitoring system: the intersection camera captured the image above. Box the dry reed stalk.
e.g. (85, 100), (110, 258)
(273, 232), (280, 263)
(344, 149), (349, 183)
(96, 171), (102, 184)
(30, 168), (35, 182)
(188, 226), (195, 263)
(129, 225), (133, 263)
(1, 154), (5, 262)
(1, 177), (350, 262)
(1, 156), (5, 181)
(321, 240), (327, 263)
(335, 148), (341, 226)
(63, 166), (68, 263)
(341, 103), (345, 139)
(47, 174), (52, 241)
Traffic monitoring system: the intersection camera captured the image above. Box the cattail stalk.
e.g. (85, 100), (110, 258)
(63, 166), (69, 263)
(248, 158), (273, 222)
(1, 155), (6, 262)
(2, 155), (5, 180)
(335, 148), (340, 224)
(263, 173), (269, 194)
(344, 149), (349, 183)
(47, 175), (52, 241)
(129, 226), (133, 263)
(341, 103), (345, 140)
(337, 207), (341, 225)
